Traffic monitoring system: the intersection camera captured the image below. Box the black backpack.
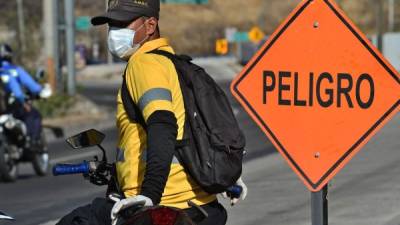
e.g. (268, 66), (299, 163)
(121, 50), (245, 194)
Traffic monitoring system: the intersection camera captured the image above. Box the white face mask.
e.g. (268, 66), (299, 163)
(107, 24), (146, 60)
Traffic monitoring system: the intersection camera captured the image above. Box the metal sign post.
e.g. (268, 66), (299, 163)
(311, 185), (328, 225)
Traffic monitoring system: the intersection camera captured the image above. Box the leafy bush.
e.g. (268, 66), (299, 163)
(34, 94), (75, 118)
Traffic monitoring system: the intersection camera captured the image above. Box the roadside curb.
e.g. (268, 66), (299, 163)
(43, 111), (116, 144)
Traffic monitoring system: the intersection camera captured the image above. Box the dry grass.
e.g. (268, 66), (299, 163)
(159, 0), (298, 55)
(159, 0), (379, 55)
(0, 0), (390, 61)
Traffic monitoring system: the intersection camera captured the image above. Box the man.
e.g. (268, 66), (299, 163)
(57, 1), (246, 224)
(0, 43), (50, 145)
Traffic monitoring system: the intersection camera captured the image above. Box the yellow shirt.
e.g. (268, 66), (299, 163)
(116, 38), (216, 209)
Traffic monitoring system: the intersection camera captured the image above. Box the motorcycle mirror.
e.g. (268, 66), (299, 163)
(66, 129), (105, 149)
(0, 211), (14, 220)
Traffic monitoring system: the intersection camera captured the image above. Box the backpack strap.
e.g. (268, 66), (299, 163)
(147, 50), (193, 63)
(121, 65), (147, 129)
(148, 49), (175, 59)
(145, 50), (191, 148)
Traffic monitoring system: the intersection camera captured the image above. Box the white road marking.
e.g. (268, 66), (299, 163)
(0, 215), (14, 220)
(38, 219), (59, 225)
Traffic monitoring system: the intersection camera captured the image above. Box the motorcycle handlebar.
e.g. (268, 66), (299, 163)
(53, 162), (90, 176)
(53, 161), (243, 199)
(226, 185), (243, 199)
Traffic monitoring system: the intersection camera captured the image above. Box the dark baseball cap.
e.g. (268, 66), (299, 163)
(91, 0), (160, 26)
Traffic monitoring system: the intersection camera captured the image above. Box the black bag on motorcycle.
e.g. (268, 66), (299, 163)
(121, 50), (246, 194)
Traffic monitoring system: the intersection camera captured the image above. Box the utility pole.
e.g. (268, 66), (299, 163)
(16, 0), (26, 57)
(375, 0), (384, 52)
(43, 0), (59, 92)
(257, 0), (269, 30)
(65, 0), (76, 96)
(106, 0), (113, 64)
(53, 1), (62, 93)
(389, 0), (395, 32)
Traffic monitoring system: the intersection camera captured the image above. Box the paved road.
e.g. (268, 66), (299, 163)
(225, 113), (400, 225)
(0, 128), (118, 225)
(0, 59), (398, 225)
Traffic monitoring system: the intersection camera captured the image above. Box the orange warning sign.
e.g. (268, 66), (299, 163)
(248, 26), (265, 44)
(231, 0), (400, 192)
(216, 39), (229, 55)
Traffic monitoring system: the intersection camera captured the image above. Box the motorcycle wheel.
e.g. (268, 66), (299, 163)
(32, 131), (49, 176)
(0, 135), (18, 182)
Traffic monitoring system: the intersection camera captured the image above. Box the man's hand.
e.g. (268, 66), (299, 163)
(23, 102), (32, 112)
(222, 177), (248, 206)
(39, 83), (52, 99)
(110, 195), (153, 225)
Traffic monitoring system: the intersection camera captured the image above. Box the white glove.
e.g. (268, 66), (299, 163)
(110, 195), (153, 225)
(222, 177), (248, 206)
(39, 83), (52, 99)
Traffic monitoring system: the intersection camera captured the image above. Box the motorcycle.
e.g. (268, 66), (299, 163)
(0, 68), (61, 182)
(0, 112), (49, 182)
(53, 129), (242, 225)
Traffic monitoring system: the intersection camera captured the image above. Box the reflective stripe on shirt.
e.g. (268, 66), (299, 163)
(138, 88), (172, 112)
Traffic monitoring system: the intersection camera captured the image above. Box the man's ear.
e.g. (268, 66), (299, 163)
(145, 17), (158, 35)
